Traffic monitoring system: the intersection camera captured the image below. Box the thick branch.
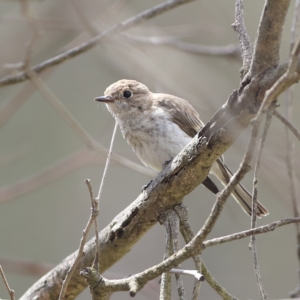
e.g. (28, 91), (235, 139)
(250, 0), (291, 76)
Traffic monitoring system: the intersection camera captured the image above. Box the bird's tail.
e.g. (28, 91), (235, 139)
(212, 159), (269, 217)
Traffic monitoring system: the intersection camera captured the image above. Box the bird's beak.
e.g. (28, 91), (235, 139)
(94, 96), (114, 103)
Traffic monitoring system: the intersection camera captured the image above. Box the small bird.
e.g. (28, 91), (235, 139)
(95, 79), (268, 217)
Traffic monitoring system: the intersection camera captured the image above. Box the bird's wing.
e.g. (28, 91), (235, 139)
(156, 94), (204, 138)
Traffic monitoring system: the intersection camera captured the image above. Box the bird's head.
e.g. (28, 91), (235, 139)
(95, 79), (152, 116)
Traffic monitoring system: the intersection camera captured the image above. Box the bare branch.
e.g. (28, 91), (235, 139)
(274, 109), (300, 142)
(160, 228), (172, 300)
(286, 2), (300, 295)
(250, 0), (291, 76)
(58, 180), (99, 300)
(204, 218), (300, 248)
(0, 258), (53, 277)
(0, 70), (53, 129)
(231, 0), (252, 74)
(96, 121), (118, 201)
(0, 0), (196, 87)
(0, 265), (15, 300)
(125, 34), (241, 60)
(0, 150), (101, 203)
(250, 108), (273, 300)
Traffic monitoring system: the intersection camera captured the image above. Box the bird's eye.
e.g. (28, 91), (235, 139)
(123, 90), (132, 99)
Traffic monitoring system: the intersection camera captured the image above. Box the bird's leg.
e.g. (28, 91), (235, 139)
(162, 158), (173, 169)
(141, 180), (153, 192)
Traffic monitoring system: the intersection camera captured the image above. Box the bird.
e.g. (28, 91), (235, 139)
(95, 79), (268, 217)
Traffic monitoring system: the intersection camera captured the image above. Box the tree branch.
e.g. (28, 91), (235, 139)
(0, 0), (196, 87)
(250, 0), (291, 76)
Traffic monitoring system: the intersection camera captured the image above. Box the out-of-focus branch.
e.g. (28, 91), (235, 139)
(0, 0), (196, 87)
(0, 150), (101, 203)
(0, 258), (53, 278)
(250, 108), (273, 300)
(286, 1), (300, 297)
(124, 34), (241, 60)
(79, 217), (300, 297)
(274, 109), (300, 142)
(0, 70), (53, 129)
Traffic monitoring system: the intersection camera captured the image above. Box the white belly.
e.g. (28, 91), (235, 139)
(117, 109), (192, 171)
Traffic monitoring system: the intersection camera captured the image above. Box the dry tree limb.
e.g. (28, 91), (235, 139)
(61, 120), (117, 299)
(160, 227), (172, 300)
(250, 0), (290, 76)
(58, 179), (99, 300)
(203, 218), (300, 248)
(249, 108), (273, 300)
(273, 109), (300, 142)
(0, 265), (15, 300)
(286, 1), (300, 297)
(124, 34), (241, 60)
(0, 257), (53, 278)
(231, 0), (252, 74)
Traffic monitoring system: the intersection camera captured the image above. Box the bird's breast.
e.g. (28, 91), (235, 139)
(116, 109), (192, 171)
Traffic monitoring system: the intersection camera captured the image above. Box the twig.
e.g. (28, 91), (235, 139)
(231, 0), (252, 74)
(3, 0), (42, 74)
(203, 262), (239, 300)
(160, 218), (173, 300)
(250, 108), (273, 300)
(159, 209), (185, 300)
(124, 34), (241, 60)
(96, 121), (118, 201)
(58, 180), (100, 300)
(0, 265), (15, 300)
(273, 109), (300, 142)
(203, 218), (300, 248)
(169, 211), (185, 300)
(0, 150), (103, 204)
(69, 0), (98, 36)
(287, 2), (300, 296)
(0, 69), (53, 129)
(85, 180), (100, 272)
(83, 215), (300, 297)
(0, 257), (53, 277)
(0, 0), (196, 87)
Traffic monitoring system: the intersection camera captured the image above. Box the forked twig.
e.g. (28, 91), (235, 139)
(0, 265), (15, 300)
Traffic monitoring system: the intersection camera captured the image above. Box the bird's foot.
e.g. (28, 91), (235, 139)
(141, 180), (153, 192)
(162, 158), (173, 168)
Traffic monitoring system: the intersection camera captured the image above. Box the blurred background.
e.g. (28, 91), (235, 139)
(0, 0), (299, 299)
